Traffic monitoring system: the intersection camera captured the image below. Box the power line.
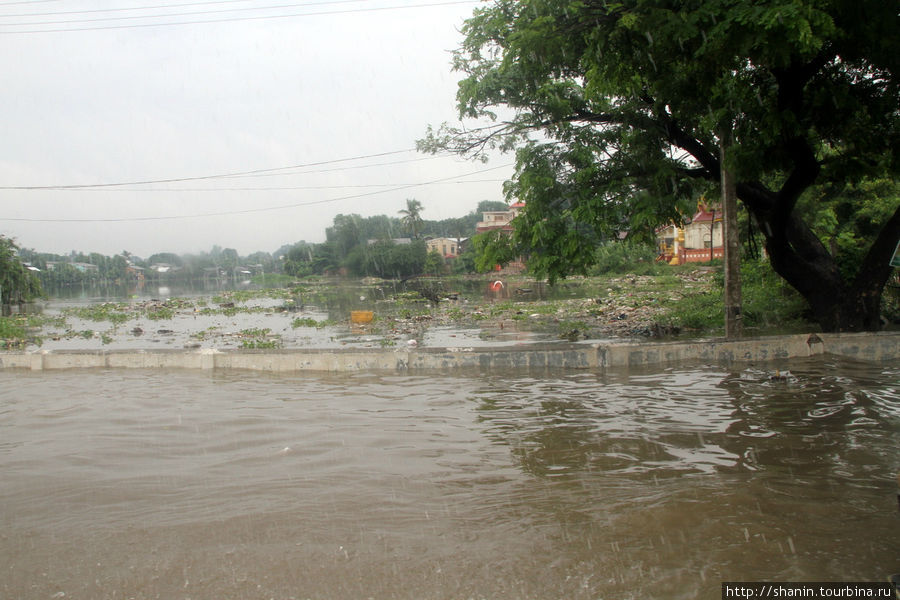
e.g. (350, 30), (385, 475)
(0, 0), (269, 18)
(0, 148), (421, 190)
(22, 178), (507, 193)
(0, 0), (62, 6)
(0, 0), (479, 34)
(1, 0), (375, 26)
(223, 156), (443, 180)
(0, 163), (512, 222)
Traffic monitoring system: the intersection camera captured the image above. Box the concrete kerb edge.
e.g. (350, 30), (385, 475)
(1, 331), (898, 373)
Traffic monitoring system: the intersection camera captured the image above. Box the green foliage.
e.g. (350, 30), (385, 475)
(345, 240), (427, 279)
(798, 177), (900, 281)
(283, 242), (316, 278)
(240, 327), (271, 337)
(12, 199), (497, 293)
(237, 327), (281, 349)
(658, 260), (811, 333)
(291, 317), (334, 329)
(738, 260), (811, 330)
(0, 236), (43, 305)
(64, 303), (132, 325)
(422, 0), (900, 331)
(451, 243), (478, 274)
(399, 199), (425, 239)
(146, 307), (175, 320)
(423, 249), (447, 276)
(589, 241), (666, 276)
(240, 338), (281, 349)
(0, 316), (26, 340)
(473, 231), (519, 273)
(145, 252), (184, 267)
(659, 291), (723, 332)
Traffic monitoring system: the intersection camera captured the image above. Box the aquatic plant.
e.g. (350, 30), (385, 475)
(0, 317), (25, 341)
(146, 307), (175, 320)
(24, 313), (67, 329)
(65, 303), (132, 325)
(291, 317), (335, 329)
(239, 327), (271, 338)
(240, 338), (281, 349)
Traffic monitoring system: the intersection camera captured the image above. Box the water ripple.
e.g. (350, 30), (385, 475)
(1, 357), (898, 599)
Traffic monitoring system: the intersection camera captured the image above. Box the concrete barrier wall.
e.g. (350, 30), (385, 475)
(1, 332), (898, 373)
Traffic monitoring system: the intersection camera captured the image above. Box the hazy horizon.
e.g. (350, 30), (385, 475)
(1, 1), (513, 258)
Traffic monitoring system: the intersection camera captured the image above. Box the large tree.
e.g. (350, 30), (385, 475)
(420, 0), (899, 332)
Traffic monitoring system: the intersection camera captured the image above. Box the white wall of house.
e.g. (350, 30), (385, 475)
(684, 221), (723, 249)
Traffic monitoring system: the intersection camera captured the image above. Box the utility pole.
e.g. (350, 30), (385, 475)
(720, 133), (742, 339)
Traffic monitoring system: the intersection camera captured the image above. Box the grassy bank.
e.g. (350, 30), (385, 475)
(654, 261), (812, 335)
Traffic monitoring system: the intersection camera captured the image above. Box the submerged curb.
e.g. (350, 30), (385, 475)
(2, 331), (898, 373)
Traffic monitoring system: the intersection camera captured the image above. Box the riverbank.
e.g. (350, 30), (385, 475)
(2, 269), (818, 352)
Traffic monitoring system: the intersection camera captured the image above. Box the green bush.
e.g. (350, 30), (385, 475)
(739, 260), (810, 330)
(657, 259), (812, 333)
(589, 241), (667, 276)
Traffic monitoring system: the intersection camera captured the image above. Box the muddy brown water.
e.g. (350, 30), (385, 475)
(2, 357), (899, 599)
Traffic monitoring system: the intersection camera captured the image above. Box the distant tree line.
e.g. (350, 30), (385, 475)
(282, 199), (507, 278)
(6, 199), (510, 292)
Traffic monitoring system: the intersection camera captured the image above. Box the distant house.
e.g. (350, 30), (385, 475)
(656, 203), (723, 264)
(45, 261), (98, 273)
(476, 201), (526, 273)
(475, 202), (524, 234)
(149, 263), (181, 274)
(426, 237), (465, 259)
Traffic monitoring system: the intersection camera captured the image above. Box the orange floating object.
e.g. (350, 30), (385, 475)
(350, 310), (374, 324)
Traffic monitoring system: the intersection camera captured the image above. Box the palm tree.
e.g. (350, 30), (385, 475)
(399, 198), (424, 240)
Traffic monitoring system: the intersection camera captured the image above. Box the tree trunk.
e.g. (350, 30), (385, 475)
(720, 139), (742, 339)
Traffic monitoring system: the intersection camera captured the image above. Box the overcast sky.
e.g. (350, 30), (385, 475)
(0, 0), (512, 258)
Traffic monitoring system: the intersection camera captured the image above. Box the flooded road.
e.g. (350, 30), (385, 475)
(2, 357), (898, 599)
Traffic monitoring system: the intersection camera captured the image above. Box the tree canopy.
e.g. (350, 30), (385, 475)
(0, 236), (42, 306)
(420, 0), (899, 331)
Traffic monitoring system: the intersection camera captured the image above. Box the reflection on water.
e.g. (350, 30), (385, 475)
(42, 277), (266, 304)
(42, 276), (593, 306)
(1, 357), (898, 599)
